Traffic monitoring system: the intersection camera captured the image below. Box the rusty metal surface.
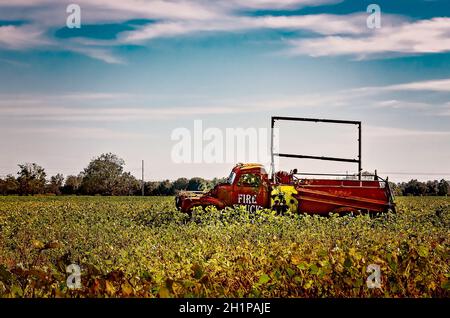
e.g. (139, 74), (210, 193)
(176, 163), (394, 214)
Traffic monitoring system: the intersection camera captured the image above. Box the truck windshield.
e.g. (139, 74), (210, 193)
(227, 172), (236, 185)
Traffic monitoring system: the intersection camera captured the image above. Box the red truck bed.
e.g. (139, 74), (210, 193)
(293, 179), (393, 214)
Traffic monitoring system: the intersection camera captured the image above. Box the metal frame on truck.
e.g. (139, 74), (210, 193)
(270, 116), (362, 180)
(270, 116), (395, 213)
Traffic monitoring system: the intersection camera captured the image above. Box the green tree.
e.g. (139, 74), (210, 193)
(114, 172), (140, 196)
(403, 179), (427, 196)
(62, 175), (83, 195)
(211, 177), (227, 187)
(144, 181), (160, 196)
(187, 177), (207, 191)
(437, 179), (449, 196)
(17, 163), (47, 195)
(80, 153), (125, 195)
(0, 175), (19, 195)
(425, 180), (439, 196)
(389, 182), (402, 196)
(47, 173), (64, 195)
(157, 180), (175, 195)
(172, 178), (189, 192)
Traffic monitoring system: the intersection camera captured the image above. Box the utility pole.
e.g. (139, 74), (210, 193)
(358, 122), (362, 181)
(141, 160), (144, 196)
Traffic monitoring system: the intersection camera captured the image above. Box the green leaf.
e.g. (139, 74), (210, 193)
(441, 280), (450, 291)
(344, 257), (352, 269)
(258, 274), (270, 284)
(303, 280), (313, 289)
(417, 245), (429, 258)
(141, 271), (151, 280)
(11, 285), (23, 297)
(309, 264), (319, 275)
(286, 267), (295, 277)
(296, 262), (308, 270)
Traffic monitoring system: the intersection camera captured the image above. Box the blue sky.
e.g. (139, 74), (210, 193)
(0, 0), (449, 181)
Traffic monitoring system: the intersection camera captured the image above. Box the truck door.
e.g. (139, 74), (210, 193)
(232, 172), (267, 212)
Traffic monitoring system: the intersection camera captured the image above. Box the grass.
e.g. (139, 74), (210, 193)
(0, 196), (448, 297)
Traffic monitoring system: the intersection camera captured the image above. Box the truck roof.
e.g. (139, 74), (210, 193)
(235, 163), (263, 170)
(233, 163), (268, 175)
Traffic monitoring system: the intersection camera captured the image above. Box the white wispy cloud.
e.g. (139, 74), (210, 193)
(120, 13), (400, 43)
(0, 126), (147, 140)
(0, 0), (339, 20)
(0, 0), (399, 64)
(385, 78), (450, 92)
(0, 105), (246, 121)
(0, 23), (126, 64)
(0, 92), (140, 107)
(69, 47), (126, 64)
(0, 0), (223, 22)
(0, 0), (227, 62)
(0, 89), (357, 122)
(287, 17), (450, 58)
(352, 78), (450, 94)
(372, 100), (431, 110)
(366, 125), (450, 137)
(1, 77), (449, 122)
(229, 0), (341, 10)
(0, 1), (445, 62)
(0, 24), (50, 49)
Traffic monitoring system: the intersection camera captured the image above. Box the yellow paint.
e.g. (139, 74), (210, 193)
(271, 185), (299, 212)
(238, 163), (263, 170)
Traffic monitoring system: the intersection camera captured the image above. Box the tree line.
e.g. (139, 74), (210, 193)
(0, 153), (448, 196)
(391, 179), (449, 197)
(0, 153), (225, 196)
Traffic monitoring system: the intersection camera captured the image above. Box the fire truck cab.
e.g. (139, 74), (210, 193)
(176, 163), (270, 213)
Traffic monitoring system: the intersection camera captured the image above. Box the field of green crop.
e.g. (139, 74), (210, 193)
(0, 196), (448, 298)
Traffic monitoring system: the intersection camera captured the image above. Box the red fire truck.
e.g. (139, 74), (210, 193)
(175, 117), (396, 215)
